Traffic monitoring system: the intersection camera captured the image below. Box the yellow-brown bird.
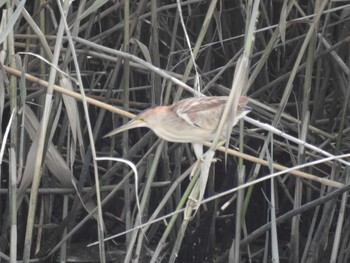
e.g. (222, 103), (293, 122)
(104, 96), (251, 157)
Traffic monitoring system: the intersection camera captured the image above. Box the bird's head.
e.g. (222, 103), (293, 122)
(103, 106), (168, 138)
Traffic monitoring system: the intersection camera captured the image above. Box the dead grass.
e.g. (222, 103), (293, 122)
(1, 1), (350, 262)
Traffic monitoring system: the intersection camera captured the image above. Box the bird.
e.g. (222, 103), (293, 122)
(104, 96), (251, 158)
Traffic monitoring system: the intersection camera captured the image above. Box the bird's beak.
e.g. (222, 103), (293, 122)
(244, 105), (252, 112)
(103, 119), (146, 138)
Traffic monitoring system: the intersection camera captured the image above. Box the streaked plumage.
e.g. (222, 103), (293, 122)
(104, 96), (251, 144)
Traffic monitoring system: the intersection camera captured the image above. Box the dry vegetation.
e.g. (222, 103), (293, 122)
(1, 0), (350, 262)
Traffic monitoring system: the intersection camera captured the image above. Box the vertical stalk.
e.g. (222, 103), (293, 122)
(151, 0), (161, 104)
(123, 0), (131, 248)
(7, 0), (17, 262)
(234, 166), (245, 262)
(9, 148), (17, 263)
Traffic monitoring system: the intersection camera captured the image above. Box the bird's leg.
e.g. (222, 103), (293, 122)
(190, 143), (219, 179)
(193, 143), (204, 161)
(190, 143), (204, 180)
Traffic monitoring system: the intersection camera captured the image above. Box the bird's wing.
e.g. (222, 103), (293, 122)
(173, 97), (227, 130)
